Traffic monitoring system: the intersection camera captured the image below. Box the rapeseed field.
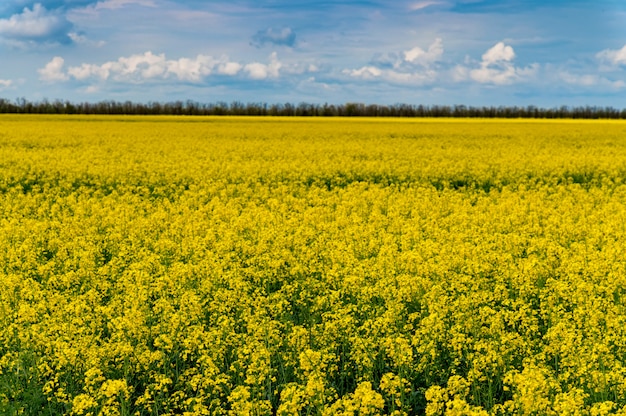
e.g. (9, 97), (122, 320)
(2, 115), (626, 415)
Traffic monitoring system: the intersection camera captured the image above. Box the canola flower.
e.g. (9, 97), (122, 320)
(2, 115), (626, 415)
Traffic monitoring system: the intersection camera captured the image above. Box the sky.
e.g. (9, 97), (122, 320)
(1, 0), (625, 107)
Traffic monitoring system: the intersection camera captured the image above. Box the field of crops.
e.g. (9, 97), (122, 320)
(2, 115), (626, 415)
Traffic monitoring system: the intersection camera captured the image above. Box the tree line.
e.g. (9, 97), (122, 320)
(1, 97), (626, 119)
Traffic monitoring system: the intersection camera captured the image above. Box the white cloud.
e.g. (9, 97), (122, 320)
(37, 51), (287, 84)
(481, 41), (515, 65)
(596, 44), (626, 67)
(38, 56), (69, 81)
(344, 39), (442, 85)
(463, 42), (537, 85)
(68, 62), (112, 80)
(172, 52), (287, 81)
(218, 62), (243, 76)
(344, 39), (542, 87)
(244, 52), (282, 79)
(403, 38), (443, 66)
(0, 79), (13, 89)
(243, 63), (266, 79)
(0, 4), (70, 42)
(167, 55), (215, 81)
(117, 51), (167, 79)
(470, 65), (518, 84)
(344, 66), (383, 79)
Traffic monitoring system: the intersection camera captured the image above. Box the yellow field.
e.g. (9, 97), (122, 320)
(2, 115), (626, 415)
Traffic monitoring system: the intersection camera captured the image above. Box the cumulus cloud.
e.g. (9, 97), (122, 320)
(470, 66), (539, 85)
(403, 38), (443, 66)
(251, 27), (296, 48)
(218, 61), (243, 76)
(345, 39), (541, 87)
(344, 38), (443, 85)
(117, 51), (168, 79)
(480, 41), (515, 65)
(596, 44), (626, 67)
(368, 39), (444, 70)
(68, 62), (111, 80)
(0, 79), (13, 89)
(244, 52), (282, 79)
(0, 0), (156, 44)
(37, 51), (288, 84)
(165, 56), (243, 80)
(0, 3), (71, 43)
(38, 56), (69, 81)
(65, 52), (238, 82)
(465, 42), (537, 85)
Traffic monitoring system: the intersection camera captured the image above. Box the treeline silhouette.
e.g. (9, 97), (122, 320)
(2, 98), (626, 119)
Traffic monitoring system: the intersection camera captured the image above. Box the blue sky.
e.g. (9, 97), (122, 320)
(1, 0), (625, 106)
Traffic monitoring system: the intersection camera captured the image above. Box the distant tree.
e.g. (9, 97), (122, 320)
(0, 96), (624, 119)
